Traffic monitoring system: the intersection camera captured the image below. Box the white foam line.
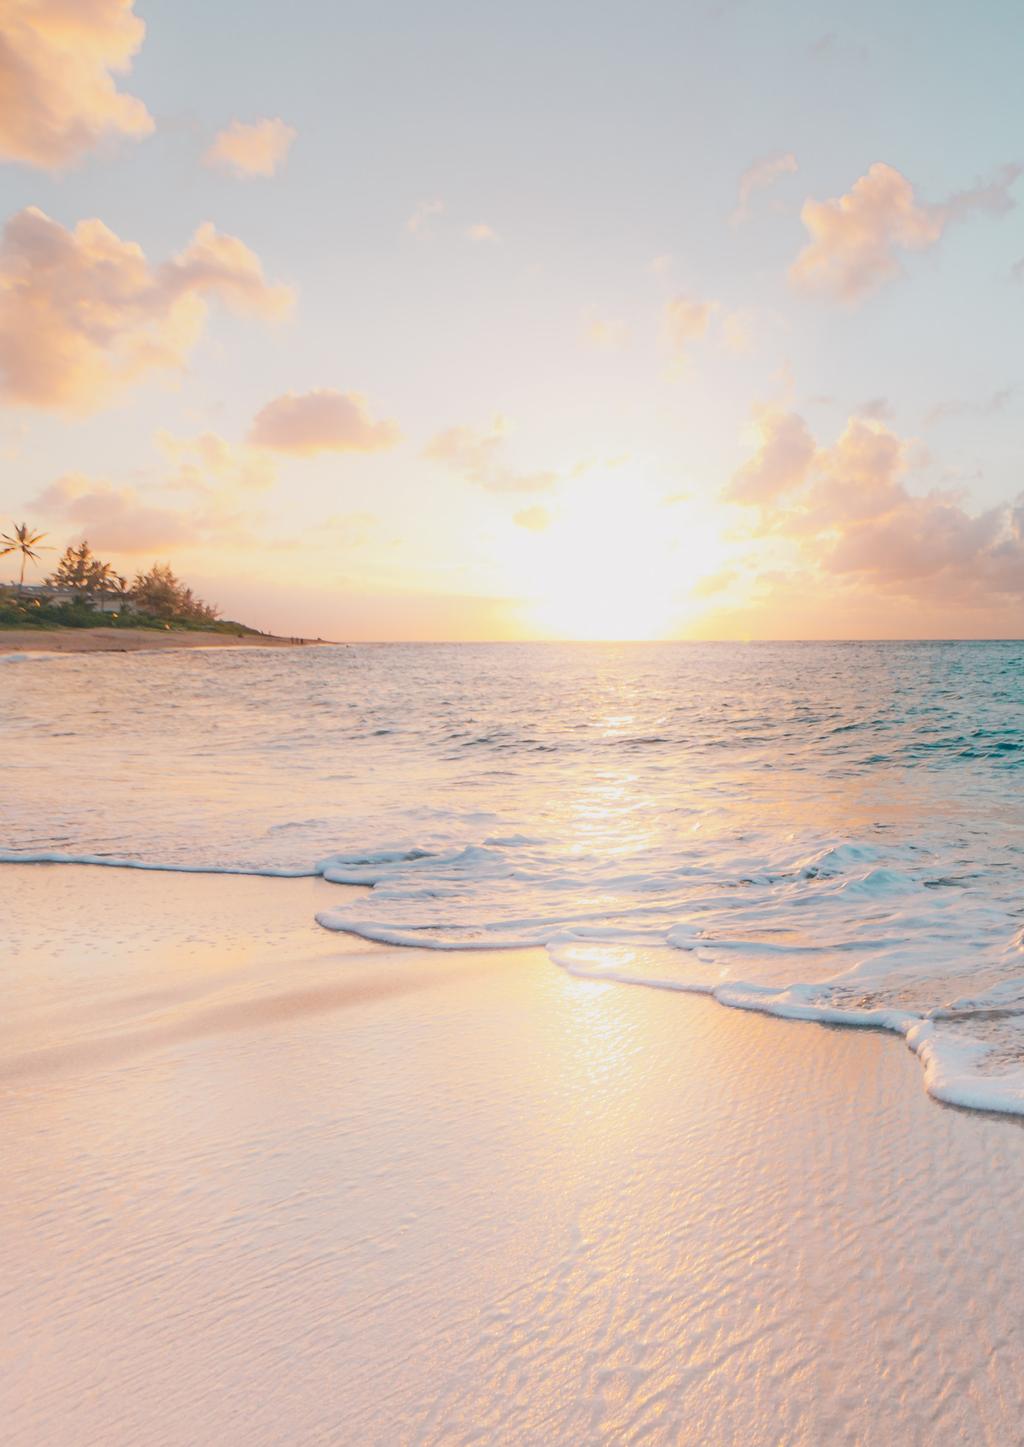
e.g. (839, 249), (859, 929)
(555, 952), (1024, 1116)
(7, 850), (1024, 1117)
(0, 850), (315, 878)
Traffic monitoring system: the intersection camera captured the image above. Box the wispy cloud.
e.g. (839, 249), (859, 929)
(732, 152), (797, 224)
(425, 417), (558, 493)
(406, 198), (444, 234)
(514, 505), (552, 532)
(924, 387), (1016, 424)
(664, 295), (715, 364)
(582, 310), (629, 350)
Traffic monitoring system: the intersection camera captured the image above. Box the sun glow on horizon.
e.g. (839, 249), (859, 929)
(512, 471), (733, 641)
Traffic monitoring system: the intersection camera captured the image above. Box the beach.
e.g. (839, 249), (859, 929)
(0, 628), (319, 654)
(5, 861), (1024, 1445)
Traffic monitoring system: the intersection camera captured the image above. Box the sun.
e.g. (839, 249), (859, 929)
(515, 471), (729, 641)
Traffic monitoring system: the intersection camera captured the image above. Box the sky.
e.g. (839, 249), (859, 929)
(0, 0), (1022, 640)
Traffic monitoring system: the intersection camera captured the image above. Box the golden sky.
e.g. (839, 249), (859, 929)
(1, 0), (1022, 639)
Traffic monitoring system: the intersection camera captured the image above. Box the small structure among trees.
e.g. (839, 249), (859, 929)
(1, 531), (242, 632)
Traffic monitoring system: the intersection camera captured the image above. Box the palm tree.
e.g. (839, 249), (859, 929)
(0, 523), (49, 592)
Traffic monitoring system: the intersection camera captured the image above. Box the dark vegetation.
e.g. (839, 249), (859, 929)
(0, 528), (259, 635)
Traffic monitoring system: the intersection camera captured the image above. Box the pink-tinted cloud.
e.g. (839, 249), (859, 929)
(33, 475), (199, 551)
(425, 417), (557, 493)
(790, 162), (1021, 302)
(204, 118), (296, 178)
(466, 223), (497, 242)
(727, 409), (1024, 607)
(0, 0), (153, 169)
(249, 389), (401, 455)
(732, 151), (798, 223)
(724, 408), (815, 504)
(0, 208), (293, 411)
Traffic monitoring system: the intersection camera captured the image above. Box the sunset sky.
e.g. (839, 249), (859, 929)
(1, 0), (1022, 639)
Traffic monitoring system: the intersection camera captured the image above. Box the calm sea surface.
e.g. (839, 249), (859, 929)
(4, 641), (1023, 1110)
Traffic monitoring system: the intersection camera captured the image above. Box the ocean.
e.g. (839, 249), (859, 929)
(4, 640), (1023, 1113)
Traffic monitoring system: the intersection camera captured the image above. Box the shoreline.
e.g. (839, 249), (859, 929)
(0, 626), (330, 654)
(5, 863), (1024, 1443)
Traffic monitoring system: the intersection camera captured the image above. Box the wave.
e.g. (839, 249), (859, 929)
(5, 836), (1024, 1117)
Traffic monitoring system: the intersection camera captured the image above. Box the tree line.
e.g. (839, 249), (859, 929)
(1, 525), (220, 623)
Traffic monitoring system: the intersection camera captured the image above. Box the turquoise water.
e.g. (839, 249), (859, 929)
(3, 641), (1023, 1110)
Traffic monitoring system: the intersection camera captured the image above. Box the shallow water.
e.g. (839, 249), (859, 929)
(3, 640), (1023, 1111)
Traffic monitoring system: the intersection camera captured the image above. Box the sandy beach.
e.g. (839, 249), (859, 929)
(4, 861), (1024, 1446)
(0, 628), (321, 654)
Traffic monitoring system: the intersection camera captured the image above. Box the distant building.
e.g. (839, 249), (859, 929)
(12, 583), (129, 615)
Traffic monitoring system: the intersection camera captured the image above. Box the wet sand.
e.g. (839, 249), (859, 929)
(0, 628), (321, 654)
(4, 863), (1024, 1445)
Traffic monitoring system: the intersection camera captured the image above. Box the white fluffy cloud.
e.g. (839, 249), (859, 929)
(0, 208), (294, 411)
(0, 0), (153, 169)
(248, 390), (401, 455)
(790, 162), (1020, 302)
(203, 118), (296, 178)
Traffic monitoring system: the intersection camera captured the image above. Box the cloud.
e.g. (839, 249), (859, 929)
(33, 474), (200, 552)
(514, 505), (551, 532)
(856, 396), (894, 421)
(726, 409), (1024, 607)
(732, 151), (798, 223)
(790, 162), (1021, 302)
(203, 117), (296, 178)
(407, 198), (444, 234)
(0, 208), (293, 411)
(720, 309), (756, 354)
(691, 567), (738, 598)
(724, 408), (816, 504)
(466, 223), (497, 242)
(582, 311), (628, 350)
(425, 417), (557, 493)
(248, 389), (401, 455)
(156, 429), (277, 496)
(664, 295), (715, 361)
(0, 0), (153, 169)
(34, 431), (278, 554)
(925, 387), (1015, 424)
